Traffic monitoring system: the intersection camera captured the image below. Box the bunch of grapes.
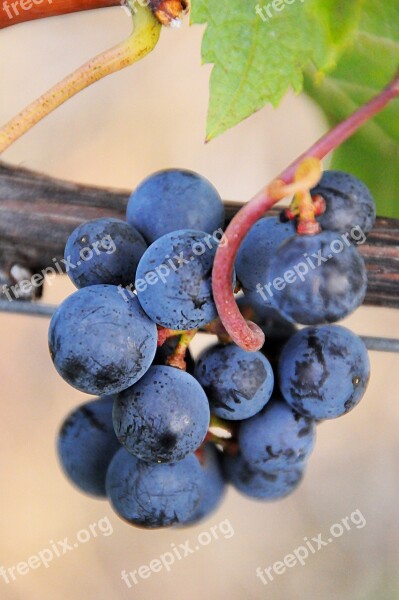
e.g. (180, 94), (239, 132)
(50, 168), (374, 529)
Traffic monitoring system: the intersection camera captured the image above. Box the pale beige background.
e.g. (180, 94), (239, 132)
(0, 8), (398, 600)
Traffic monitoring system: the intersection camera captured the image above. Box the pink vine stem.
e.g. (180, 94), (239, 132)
(212, 71), (399, 352)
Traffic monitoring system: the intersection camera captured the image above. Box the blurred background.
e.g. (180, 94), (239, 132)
(0, 7), (398, 600)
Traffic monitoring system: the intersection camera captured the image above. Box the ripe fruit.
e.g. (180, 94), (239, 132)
(223, 453), (303, 501)
(49, 285), (157, 395)
(311, 170), (376, 235)
(106, 449), (204, 528)
(127, 169), (225, 244)
(194, 343), (274, 420)
(268, 231), (367, 325)
(64, 217), (147, 288)
(113, 365), (210, 463)
(135, 229), (221, 329)
(239, 399), (316, 472)
(57, 396), (120, 497)
(279, 325), (370, 419)
(235, 216), (296, 299)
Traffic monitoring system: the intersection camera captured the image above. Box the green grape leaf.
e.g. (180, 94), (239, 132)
(190, 0), (362, 141)
(305, 1), (399, 218)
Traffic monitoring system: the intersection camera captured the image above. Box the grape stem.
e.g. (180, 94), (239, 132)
(0, 5), (161, 154)
(166, 329), (197, 370)
(212, 71), (399, 352)
(157, 326), (197, 369)
(157, 326), (180, 347)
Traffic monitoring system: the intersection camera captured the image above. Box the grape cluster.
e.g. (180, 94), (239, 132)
(51, 168), (373, 529)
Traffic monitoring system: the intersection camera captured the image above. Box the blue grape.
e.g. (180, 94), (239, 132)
(311, 170), (376, 235)
(185, 444), (226, 525)
(57, 396), (120, 497)
(113, 365), (210, 463)
(267, 231), (367, 325)
(49, 285), (157, 395)
(194, 344), (274, 420)
(279, 325), (370, 419)
(127, 169), (225, 244)
(239, 399), (316, 472)
(64, 218), (147, 288)
(106, 449), (204, 528)
(223, 453), (303, 500)
(235, 217), (296, 297)
(136, 229), (221, 330)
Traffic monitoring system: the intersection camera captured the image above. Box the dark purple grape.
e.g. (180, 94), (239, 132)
(311, 170), (376, 235)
